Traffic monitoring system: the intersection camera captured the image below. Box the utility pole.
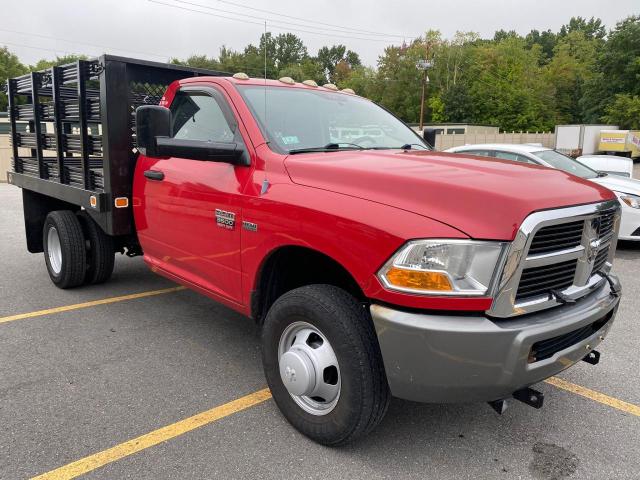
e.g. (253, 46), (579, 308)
(416, 59), (432, 131)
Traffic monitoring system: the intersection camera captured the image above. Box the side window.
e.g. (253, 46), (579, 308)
(494, 151), (532, 163)
(170, 91), (235, 143)
(465, 150), (491, 157)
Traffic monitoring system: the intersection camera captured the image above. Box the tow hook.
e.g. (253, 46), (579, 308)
(513, 387), (544, 409)
(488, 387), (545, 415)
(582, 349), (601, 365)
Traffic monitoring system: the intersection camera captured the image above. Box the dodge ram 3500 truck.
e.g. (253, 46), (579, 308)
(5, 56), (622, 445)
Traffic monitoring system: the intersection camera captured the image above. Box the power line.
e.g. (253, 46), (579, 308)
(0, 28), (168, 60)
(0, 40), (81, 57)
(148, 0), (405, 43)
(170, 0), (415, 39)
(210, 0), (414, 38)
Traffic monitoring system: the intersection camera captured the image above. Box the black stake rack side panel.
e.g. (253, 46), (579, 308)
(6, 54), (227, 236)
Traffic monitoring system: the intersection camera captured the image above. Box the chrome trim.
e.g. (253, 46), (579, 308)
(487, 200), (620, 318)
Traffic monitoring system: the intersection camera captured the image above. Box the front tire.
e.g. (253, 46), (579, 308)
(43, 211), (86, 289)
(262, 285), (390, 445)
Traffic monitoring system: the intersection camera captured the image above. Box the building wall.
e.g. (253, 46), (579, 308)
(435, 131), (555, 150)
(0, 134), (10, 182)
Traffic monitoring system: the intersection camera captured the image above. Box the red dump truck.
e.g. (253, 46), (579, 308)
(5, 56), (621, 444)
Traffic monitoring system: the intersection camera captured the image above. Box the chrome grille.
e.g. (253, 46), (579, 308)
(593, 248), (609, 273)
(488, 200), (620, 318)
(597, 210), (615, 239)
(516, 260), (577, 301)
(528, 220), (584, 255)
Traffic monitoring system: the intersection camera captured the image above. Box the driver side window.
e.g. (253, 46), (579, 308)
(170, 91), (235, 143)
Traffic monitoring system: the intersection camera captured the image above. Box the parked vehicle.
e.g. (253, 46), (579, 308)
(6, 57), (622, 445)
(577, 154), (634, 178)
(598, 130), (640, 159)
(446, 144), (640, 241)
(555, 124), (617, 157)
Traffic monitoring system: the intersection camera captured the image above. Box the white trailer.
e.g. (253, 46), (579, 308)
(555, 124), (618, 156)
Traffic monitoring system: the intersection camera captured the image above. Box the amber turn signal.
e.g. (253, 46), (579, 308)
(385, 267), (453, 292)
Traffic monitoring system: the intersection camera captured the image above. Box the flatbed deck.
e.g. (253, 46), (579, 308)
(6, 55), (226, 236)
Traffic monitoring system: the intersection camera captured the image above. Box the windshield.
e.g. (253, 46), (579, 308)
(238, 85), (428, 154)
(534, 150), (599, 179)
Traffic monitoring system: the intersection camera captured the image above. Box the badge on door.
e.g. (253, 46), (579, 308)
(215, 209), (236, 230)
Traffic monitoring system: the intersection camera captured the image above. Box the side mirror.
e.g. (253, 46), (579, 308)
(136, 105), (172, 156)
(422, 128), (436, 149)
(155, 138), (248, 165)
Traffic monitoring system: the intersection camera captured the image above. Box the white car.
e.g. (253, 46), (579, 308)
(577, 154), (634, 179)
(445, 144), (640, 241)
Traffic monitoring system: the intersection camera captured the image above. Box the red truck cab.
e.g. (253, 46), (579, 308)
(7, 58), (622, 445)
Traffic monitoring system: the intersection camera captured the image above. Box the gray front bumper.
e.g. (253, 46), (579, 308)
(371, 277), (620, 403)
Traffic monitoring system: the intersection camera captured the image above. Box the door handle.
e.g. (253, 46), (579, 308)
(144, 170), (164, 181)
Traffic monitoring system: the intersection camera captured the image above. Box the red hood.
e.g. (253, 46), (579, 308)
(284, 150), (615, 240)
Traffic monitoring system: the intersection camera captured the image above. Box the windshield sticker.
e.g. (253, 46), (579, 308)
(281, 135), (300, 145)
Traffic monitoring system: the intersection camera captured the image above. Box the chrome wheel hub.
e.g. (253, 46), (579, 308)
(278, 321), (341, 416)
(47, 226), (62, 275)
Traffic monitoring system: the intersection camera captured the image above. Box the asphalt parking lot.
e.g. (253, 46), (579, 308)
(1, 181), (639, 480)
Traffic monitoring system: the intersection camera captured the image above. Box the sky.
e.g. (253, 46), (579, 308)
(3, 0), (639, 68)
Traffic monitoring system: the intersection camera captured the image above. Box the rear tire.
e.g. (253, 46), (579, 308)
(43, 211), (86, 289)
(262, 284), (390, 446)
(77, 211), (115, 284)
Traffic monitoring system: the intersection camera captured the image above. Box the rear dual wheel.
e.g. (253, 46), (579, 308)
(43, 210), (114, 289)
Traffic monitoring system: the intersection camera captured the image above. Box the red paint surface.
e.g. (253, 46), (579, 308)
(133, 77), (615, 315)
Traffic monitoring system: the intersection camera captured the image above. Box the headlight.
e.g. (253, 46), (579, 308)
(378, 239), (506, 296)
(615, 192), (640, 209)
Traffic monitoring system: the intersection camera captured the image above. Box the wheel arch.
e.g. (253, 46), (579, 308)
(250, 245), (366, 323)
(22, 189), (80, 253)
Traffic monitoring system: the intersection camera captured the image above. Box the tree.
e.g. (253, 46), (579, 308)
(317, 45), (360, 83)
(0, 47), (28, 111)
(465, 37), (555, 131)
(170, 54), (220, 70)
(274, 33), (308, 69)
(525, 29), (557, 62)
(30, 54), (88, 71)
(602, 94), (640, 129)
(493, 30), (521, 42)
(580, 15), (640, 122)
(545, 31), (598, 123)
(559, 16), (606, 40)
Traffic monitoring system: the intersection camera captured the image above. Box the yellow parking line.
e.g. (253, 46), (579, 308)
(0, 286), (186, 325)
(545, 376), (640, 417)
(25, 378), (639, 479)
(31, 388), (272, 480)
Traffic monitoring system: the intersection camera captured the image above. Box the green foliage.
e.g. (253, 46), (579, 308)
(559, 16), (606, 40)
(30, 54), (88, 70)
(602, 94), (640, 129)
(0, 46), (28, 111)
(581, 15), (640, 123)
(2, 15), (639, 133)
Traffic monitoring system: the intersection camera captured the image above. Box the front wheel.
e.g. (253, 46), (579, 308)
(262, 285), (390, 445)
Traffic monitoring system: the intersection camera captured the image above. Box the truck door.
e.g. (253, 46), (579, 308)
(134, 85), (252, 306)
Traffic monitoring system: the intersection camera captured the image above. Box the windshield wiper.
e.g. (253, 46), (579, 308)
(399, 143), (429, 150)
(288, 143), (365, 154)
